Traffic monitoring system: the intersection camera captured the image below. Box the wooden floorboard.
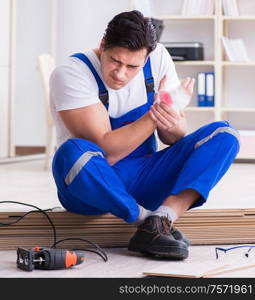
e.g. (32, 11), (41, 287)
(1, 208), (255, 250)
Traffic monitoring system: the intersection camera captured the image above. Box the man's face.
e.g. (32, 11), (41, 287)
(99, 45), (147, 90)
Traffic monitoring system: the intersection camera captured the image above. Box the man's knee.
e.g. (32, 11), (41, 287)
(52, 138), (105, 178)
(195, 121), (240, 150)
(205, 120), (236, 132)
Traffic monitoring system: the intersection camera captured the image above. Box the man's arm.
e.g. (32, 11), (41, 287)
(59, 103), (156, 165)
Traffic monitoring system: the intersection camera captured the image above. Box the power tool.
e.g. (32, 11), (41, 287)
(17, 247), (85, 271)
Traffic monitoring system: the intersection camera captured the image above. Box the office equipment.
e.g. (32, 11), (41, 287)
(164, 42), (204, 61)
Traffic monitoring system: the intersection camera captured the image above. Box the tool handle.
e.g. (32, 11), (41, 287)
(35, 248), (85, 270)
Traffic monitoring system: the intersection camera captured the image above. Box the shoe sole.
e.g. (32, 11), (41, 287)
(128, 242), (188, 259)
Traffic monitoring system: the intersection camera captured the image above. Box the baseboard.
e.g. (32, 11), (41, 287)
(15, 146), (46, 156)
(0, 154), (45, 164)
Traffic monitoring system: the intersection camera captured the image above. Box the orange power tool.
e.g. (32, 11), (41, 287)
(17, 247), (85, 271)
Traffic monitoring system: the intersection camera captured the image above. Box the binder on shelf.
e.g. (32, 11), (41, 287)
(197, 72), (206, 106)
(205, 72), (215, 107)
(222, 0), (239, 17)
(182, 0), (214, 16)
(222, 36), (249, 62)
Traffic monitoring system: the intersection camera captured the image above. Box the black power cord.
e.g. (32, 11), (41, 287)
(0, 200), (108, 262)
(52, 238), (108, 262)
(0, 201), (57, 245)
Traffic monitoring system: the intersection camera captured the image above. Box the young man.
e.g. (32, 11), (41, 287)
(50, 10), (240, 259)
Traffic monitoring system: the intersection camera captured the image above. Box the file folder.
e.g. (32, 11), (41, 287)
(197, 72), (206, 106)
(205, 72), (215, 107)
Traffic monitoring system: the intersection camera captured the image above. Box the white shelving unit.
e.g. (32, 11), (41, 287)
(0, 0), (11, 158)
(151, 0), (255, 159)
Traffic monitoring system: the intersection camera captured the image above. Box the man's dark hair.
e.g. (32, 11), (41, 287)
(103, 10), (157, 55)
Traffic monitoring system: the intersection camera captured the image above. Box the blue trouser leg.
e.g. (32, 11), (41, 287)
(52, 138), (140, 223)
(113, 121), (240, 211)
(52, 121), (239, 223)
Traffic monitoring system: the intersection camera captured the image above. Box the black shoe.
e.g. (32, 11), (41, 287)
(170, 226), (190, 247)
(128, 215), (188, 259)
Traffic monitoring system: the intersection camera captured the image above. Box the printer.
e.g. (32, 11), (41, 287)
(163, 42), (204, 61)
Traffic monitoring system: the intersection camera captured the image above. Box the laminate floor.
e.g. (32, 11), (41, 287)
(0, 158), (254, 278)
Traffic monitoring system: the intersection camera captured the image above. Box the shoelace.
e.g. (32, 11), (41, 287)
(161, 216), (172, 234)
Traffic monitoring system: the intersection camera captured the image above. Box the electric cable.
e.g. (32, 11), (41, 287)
(0, 201), (57, 245)
(0, 200), (108, 262)
(51, 238), (108, 262)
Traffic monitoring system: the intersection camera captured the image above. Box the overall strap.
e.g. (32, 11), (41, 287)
(143, 57), (155, 104)
(70, 53), (109, 105)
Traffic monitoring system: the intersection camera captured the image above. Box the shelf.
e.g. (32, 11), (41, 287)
(221, 108), (255, 112)
(236, 155), (255, 160)
(153, 1), (255, 161)
(185, 107), (215, 112)
(222, 16), (255, 21)
(154, 15), (216, 21)
(175, 61), (215, 66)
(222, 62), (255, 66)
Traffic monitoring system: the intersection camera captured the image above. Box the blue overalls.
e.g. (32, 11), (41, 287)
(52, 53), (240, 223)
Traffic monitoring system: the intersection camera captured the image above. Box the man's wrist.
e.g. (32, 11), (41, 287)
(146, 111), (157, 129)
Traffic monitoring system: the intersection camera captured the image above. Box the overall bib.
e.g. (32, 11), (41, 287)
(52, 53), (240, 223)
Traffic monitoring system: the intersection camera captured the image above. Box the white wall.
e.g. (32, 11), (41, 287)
(0, 0), (10, 157)
(56, 0), (132, 64)
(13, 0), (132, 147)
(14, 0), (52, 146)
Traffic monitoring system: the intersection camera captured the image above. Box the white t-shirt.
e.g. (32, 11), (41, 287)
(50, 43), (181, 147)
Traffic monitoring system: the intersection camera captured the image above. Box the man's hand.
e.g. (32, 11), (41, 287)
(149, 76), (195, 132)
(149, 76), (195, 144)
(149, 102), (182, 132)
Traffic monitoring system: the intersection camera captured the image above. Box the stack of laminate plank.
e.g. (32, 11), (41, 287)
(0, 208), (255, 250)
